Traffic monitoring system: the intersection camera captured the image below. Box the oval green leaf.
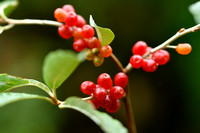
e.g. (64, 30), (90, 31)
(0, 73), (52, 95)
(189, 1), (200, 24)
(43, 50), (85, 90)
(0, 0), (18, 17)
(0, 92), (52, 107)
(59, 96), (128, 133)
(89, 15), (115, 46)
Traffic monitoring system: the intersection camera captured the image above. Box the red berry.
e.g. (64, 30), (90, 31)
(76, 15), (86, 28)
(73, 28), (84, 40)
(101, 94), (112, 108)
(54, 8), (67, 22)
(106, 99), (120, 113)
(65, 11), (78, 26)
(130, 55), (143, 69)
(152, 50), (170, 65)
(86, 37), (101, 49)
(114, 72), (128, 88)
(109, 86), (124, 100)
(100, 45), (113, 58)
(93, 86), (107, 101)
(88, 99), (101, 109)
(142, 59), (158, 72)
(58, 25), (73, 39)
(82, 25), (95, 38)
(81, 81), (96, 95)
(97, 73), (113, 90)
(132, 41), (148, 56)
(73, 39), (88, 52)
(62, 5), (75, 13)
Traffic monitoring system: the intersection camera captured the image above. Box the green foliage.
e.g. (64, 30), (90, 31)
(0, 74), (51, 95)
(90, 15), (115, 46)
(43, 50), (85, 90)
(59, 97), (128, 133)
(0, 92), (52, 107)
(0, 0), (18, 17)
(189, 1), (200, 24)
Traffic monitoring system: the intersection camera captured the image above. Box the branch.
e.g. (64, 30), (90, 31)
(0, 8), (62, 27)
(124, 24), (200, 73)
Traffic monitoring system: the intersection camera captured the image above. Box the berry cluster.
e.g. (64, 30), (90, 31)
(130, 41), (170, 72)
(54, 4), (112, 66)
(80, 72), (128, 113)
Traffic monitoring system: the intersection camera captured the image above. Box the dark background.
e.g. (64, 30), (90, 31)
(0, 0), (200, 133)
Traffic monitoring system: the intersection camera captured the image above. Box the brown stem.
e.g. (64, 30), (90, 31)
(110, 53), (137, 133)
(123, 84), (137, 133)
(110, 53), (125, 73)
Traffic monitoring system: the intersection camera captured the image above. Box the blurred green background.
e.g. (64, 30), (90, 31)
(0, 0), (200, 133)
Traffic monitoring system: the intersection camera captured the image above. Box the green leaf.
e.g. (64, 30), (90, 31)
(0, 74), (52, 95)
(189, 1), (200, 24)
(0, 0), (18, 17)
(59, 97), (128, 133)
(43, 50), (85, 90)
(0, 92), (52, 107)
(89, 15), (115, 46)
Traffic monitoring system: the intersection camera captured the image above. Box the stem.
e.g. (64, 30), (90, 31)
(0, 8), (62, 27)
(123, 84), (137, 133)
(125, 24), (200, 73)
(110, 53), (125, 72)
(110, 53), (137, 133)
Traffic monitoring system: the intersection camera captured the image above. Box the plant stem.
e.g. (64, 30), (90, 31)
(110, 53), (125, 72)
(110, 53), (137, 133)
(123, 84), (137, 133)
(0, 9), (62, 27)
(124, 24), (200, 73)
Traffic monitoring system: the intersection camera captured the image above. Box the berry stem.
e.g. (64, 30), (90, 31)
(166, 45), (177, 49)
(110, 53), (125, 73)
(124, 24), (200, 73)
(80, 96), (93, 101)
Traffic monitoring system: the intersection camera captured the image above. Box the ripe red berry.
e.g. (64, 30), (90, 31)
(152, 50), (170, 65)
(58, 25), (73, 39)
(54, 8), (67, 22)
(132, 41), (148, 56)
(101, 94), (112, 108)
(62, 4), (75, 13)
(73, 28), (84, 40)
(93, 86), (107, 101)
(80, 81), (96, 95)
(88, 99), (101, 109)
(86, 37), (101, 49)
(65, 11), (78, 26)
(97, 73), (113, 89)
(109, 86), (124, 100)
(114, 72), (128, 88)
(142, 59), (158, 72)
(130, 55), (143, 69)
(76, 15), (86, 28)
(100, 45), (113, 58)
(82, 25), (95, 38)
(106, 99), (120, 113)
(73, 39), (88, 52)
(176, 43), (192, 55)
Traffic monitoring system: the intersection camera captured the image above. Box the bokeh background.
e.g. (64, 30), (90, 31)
(0, 0), (200, 133)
